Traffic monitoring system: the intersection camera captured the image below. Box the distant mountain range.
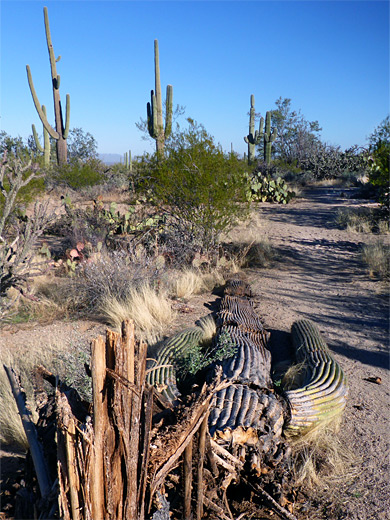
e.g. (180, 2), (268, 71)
(98, 153), (123, 165)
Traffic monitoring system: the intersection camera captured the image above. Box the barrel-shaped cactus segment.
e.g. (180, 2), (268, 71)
(147, 326), (207, 402)
(284, 319), (348, 436)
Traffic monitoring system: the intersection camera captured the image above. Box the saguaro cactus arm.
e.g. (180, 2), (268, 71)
(32, 105), (51, 166)
(264, 111), (277, 164)
(26, 65), (59, 139)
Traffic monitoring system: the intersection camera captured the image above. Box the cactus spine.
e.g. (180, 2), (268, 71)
(26, 7), (70, 165)
(244, 94), (264, 165)
(147, 39), (173, 158)
(32, 105), (51, 166)
(264, 111), (277, 165)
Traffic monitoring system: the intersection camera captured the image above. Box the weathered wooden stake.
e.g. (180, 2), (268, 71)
(184, 439), (193, 519)
(3, 365), (52, 499)
(90, 335), (107, 520)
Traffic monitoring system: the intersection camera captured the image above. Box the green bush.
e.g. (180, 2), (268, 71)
(367, 117), (390, 209)
(50, 158), (105, 189)
(140, 119), (249, 255)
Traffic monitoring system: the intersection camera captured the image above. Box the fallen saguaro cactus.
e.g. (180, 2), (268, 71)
(6, 282), (348, 519)
(147, 326), (205, 401)
(284, 319), (348, 436)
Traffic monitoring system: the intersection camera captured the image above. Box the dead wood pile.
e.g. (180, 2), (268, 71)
(4, 279), (348, 519)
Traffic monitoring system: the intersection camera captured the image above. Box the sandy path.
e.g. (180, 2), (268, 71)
(247, 187), (389, 520)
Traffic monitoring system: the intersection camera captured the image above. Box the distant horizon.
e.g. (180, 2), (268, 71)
(1, 1), (388, 156)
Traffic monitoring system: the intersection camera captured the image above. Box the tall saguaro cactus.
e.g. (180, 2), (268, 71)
(244, 95), (264, 165)
(147, 39), (173, 158)
(26, 7), (70, 165)
(32, 105), (51, 166)
(264, 111), (277, 165)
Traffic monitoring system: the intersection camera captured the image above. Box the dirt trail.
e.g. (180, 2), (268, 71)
(247, 187), (389, 520)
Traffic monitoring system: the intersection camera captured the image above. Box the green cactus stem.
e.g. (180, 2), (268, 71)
(283, 319), (348, 436)
(264, 111), (277, 165)
(32, 104), (51, 166)
(244, 95), (264, 165)
(26, 6), (70, 165)
(146, 39), (173, 158)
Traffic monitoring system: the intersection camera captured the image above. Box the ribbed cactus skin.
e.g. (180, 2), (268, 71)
(147, 326), (205, 402)
(264, 111), (277, 165)
(284, 319), (348, 435)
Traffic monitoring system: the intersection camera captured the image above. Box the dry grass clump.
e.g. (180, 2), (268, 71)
(100, 283), (176, 343)
(196, 314), (217, 341)
(0, 340), (66, 448)
(336, 208), (373, 233)
(361, 240), (390, 280)
(290, 419), (358, 511)
(172, 269), (208, 299)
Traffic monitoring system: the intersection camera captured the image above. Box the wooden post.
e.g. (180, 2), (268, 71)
(196, 413), (208, 520)
(183, 440), (193, 519)
(3, 365), (52, 499)
(90, 335), (107, 520)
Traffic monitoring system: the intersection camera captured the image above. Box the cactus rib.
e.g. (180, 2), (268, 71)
(284, 319), (348, 435)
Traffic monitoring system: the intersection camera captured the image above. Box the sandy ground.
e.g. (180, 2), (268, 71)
(1, 186), (389, 519)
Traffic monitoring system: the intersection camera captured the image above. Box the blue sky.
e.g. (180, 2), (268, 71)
(1, 0), (389, 157)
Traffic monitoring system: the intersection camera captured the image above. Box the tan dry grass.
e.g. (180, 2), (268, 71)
(361, 240), (390, 280)
(100, 282), (176, 343)
(172, 269), (208, 299)
(0, 340), (66, 448)
(290, 418), (358, 494)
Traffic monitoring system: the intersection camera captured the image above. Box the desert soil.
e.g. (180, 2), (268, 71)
(1, 186), (389, 520)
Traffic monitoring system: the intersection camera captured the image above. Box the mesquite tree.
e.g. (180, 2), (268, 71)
(26, 7), (70, 165)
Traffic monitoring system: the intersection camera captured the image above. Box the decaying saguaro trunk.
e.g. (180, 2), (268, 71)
(6, 280), (348, 519)
(55, 320), (149, 519)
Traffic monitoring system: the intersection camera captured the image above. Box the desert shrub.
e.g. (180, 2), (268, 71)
(139, 119), (249, 259)
(0, 153), (53, 319)
(366, 116), (390, 210)
(49, 157), (105, 190)
(300, 144), (367, 181)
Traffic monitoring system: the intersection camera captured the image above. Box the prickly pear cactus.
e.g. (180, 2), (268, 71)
(247, 173), (295, 204)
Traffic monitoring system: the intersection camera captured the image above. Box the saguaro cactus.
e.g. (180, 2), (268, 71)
(32, 105), (51, 166)
(264, 111), (277, 165)
(244, 95), (264, 165)
(147, 39), (173, 157)
(26, 7), (70, 165)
